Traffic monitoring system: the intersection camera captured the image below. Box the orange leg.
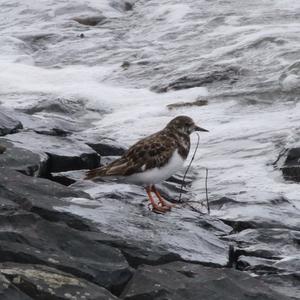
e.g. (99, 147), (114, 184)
(145, 186), (169, 214)
(151, 185), (175, 210)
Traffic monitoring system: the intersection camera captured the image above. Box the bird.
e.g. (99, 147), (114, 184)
(85, 115), (208, 213)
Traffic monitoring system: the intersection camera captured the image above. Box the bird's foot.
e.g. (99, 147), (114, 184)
(148, 203), (170, 214)
(158, 201), (177, 210)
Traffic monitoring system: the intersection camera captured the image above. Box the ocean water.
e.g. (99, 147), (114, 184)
(1, 0), (300, 210)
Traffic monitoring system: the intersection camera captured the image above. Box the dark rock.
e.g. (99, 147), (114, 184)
(47, 150), (100, 173)
(87, 140), (126, 156)
(4, 131), (100, 173)
(280, 147), (300, 182)
(121, 261), (290, 300)
(0, 144), (6, 154)
(0, 167), (94, 230)
(121, 61), (131, 69)
(0, 212), (132, 295)
(34, 127), (71, 137)
(0, 110), (23, 136)
(0, 263), (118, 300)
(50, 175), (76, 186)
(50, 170), (86, 186)
(0, 273), (33, 300)
(152, 67), (240, 93)
(0, 140), (47, 176)
(73, 16), (107, 26)
(124, 1), (134, 11)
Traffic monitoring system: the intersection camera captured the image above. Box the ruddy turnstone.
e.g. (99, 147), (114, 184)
(85, 115), (208, 213)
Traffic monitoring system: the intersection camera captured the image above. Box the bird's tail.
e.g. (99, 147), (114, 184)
(85, 166), (108, 180)
(85, 157), (126, 180)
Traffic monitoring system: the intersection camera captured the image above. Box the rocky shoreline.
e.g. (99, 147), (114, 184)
(0, 106), (299, 300)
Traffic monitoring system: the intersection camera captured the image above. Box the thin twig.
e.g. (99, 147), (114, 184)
(205, 168), (210, 214)
(178, 133), (200, 202)
(182, 202), (206, 215)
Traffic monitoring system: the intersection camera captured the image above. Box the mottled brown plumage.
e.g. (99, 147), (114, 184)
(85, 116), (208, 213)
(86, 132), (188, 179)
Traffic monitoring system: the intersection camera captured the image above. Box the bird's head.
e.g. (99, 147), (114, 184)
(166, 115), (209, 135)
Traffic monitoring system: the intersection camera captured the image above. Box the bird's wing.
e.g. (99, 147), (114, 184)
(85, 131), (176, 179)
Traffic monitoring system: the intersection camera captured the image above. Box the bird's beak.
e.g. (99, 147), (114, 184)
(194, 125), (209, 132)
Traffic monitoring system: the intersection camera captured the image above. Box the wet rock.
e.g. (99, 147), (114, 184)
(20, 97), (86, 116)
(152, 67), (240, 92)
(0, 212), (133, 294)
(210, 196), (240, 209)
(50, 170), (86, 186)
(110, 0), (134, 11)
(0, 167), (94, 230)
(51, 172), (77, 186)
(87, 231), (182, 268)
(224, 228), (300, 259)
(280, 147), (300, 182)
(0, 110), (23, 136)
(60, 181), (232, 267)
(5, 131), (100, 173)
(34, 127), (71, 137)
(121, 261), (289, 300)
(0, 263), (118, 300)
(0, 196), (20, 212)
(211, 197), (300, 231)
(111, 0), (134, 12)
(260, 273), (300, 300)
(167, 99), (208, 110)
(273, 255), (300, 273)
(0, 273), (33, 300)
(224, 227), (300, 297)
(236, 255), (279, 273)
(73, 15), (107, 26)
(12, 108), (83, 136)
(87, 140), (127, 156)
(18, 33), (63, 52)
(0, 140), (47, 176)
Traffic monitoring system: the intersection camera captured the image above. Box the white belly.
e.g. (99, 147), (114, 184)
(124, 150), (185, 185)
